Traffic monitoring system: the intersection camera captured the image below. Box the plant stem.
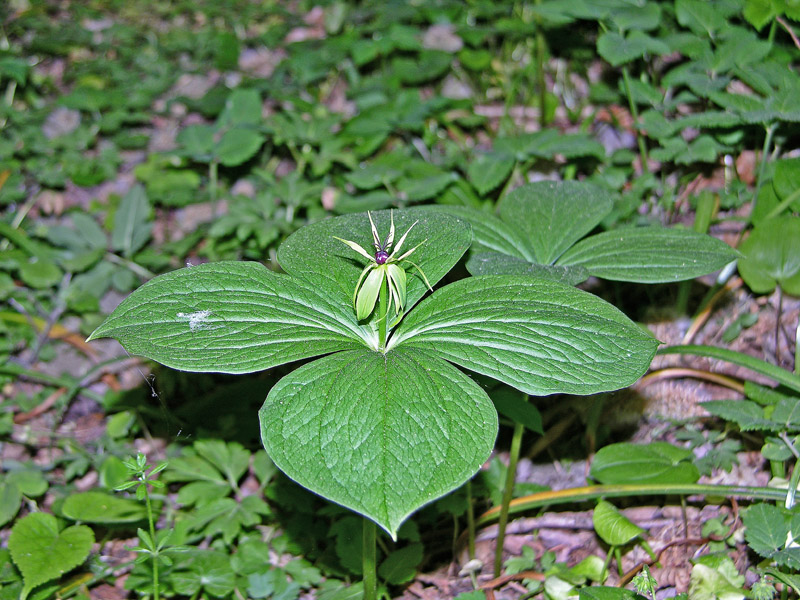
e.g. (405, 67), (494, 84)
(657, 344), (800, 394)
(209, 159), (219, 218)
(534, 0), (547, 127)
(750, 123), (777, 223)
(143, 484), (160, 600)
(466, 479), (476, 559)
(363, 519), (377, 600)
(476, 482), (788, 526)
(378, 274), (388, 351)
(493, 421), (524, 578)
(775, 285), (784, 365)
(621, 65), (648, 171)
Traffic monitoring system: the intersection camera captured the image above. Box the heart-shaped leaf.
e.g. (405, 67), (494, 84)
(87, 261), (367, 372)
(390, 275), (658, 396)
(557, 227), (738, 282)
(9, 512), (94, 600)
(498, 181), (614, 265)
(738, 217), (800, 295)
(260, 348), (497, 539)
(215, 128), (265, 167)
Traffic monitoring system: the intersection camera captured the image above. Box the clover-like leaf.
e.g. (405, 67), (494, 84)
(9, 512), (94, 600)
(260, 348), (497, 539)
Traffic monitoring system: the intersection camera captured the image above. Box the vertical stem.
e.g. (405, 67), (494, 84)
(144, 487), (160, 600)
(362, 519), (377, 600)
(750, 123), (777, 224)
(493, 421), (525, 577)
(466, 479), (476, 559)
(775, 285), (784, 365)
(378, 274), (388, 351)
(621, 65), (648, 170)
(209, 160), (219, 219)
(534, 0), (547, 127)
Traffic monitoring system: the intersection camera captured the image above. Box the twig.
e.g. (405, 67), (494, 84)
(636, 367), (745, 394)
(777, 16), (800, 51)
(26, 272), (72, 366)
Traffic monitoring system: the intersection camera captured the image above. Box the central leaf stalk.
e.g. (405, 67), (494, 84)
(378, 273), (388, 351)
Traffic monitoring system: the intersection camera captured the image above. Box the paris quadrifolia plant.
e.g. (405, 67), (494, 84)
(87, 208), (661, 599)
(334, 210), (431, 327)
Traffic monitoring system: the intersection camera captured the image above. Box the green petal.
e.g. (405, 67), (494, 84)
(387, 264), (407, 312)
(356, 268), (384, 320)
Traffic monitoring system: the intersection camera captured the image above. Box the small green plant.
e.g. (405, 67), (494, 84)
(114, 453), (177, 600)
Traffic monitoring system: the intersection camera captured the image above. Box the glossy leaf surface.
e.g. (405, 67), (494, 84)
(391, 275), (658, 396)
(88, 261), (366, 372)
(498, 181), (614, 265)
(260, 348), (497, 538)
(557, 227), (738, 282)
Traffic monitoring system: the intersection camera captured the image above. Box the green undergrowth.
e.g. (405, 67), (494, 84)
(1, 0), (800, 598)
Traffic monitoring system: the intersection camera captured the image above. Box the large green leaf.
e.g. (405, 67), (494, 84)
(425, 205), (533, 260)
(466, 252), (588, 285)
(87, 261), (366, 372)
(390, 275), (658, 396)
(556, 227), (738, 282)
(259, 348), (497, 539)
(277, 209), (472, 312)
(498, 181), (614, 265)
(738, 217), (800, 295)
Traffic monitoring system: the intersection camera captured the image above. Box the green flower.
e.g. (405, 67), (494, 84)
(334, 211), (431, 322)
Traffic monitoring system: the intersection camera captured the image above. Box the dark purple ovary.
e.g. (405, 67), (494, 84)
(375, 250), (389, 264)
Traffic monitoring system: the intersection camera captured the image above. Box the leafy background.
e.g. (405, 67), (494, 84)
(1, 0), (800, 599)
